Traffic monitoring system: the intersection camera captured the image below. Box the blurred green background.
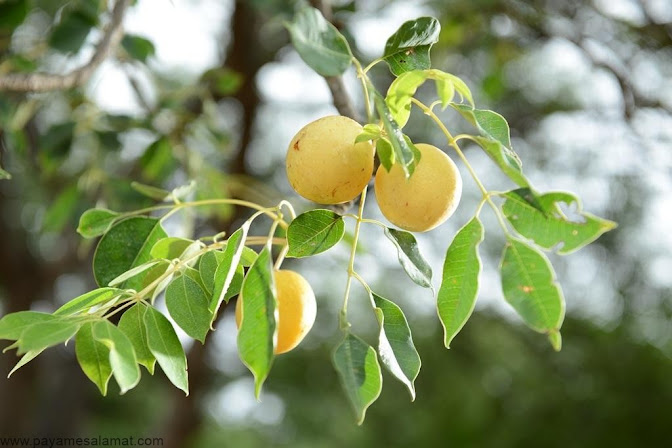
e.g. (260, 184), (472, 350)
(0, 0), (670, 446)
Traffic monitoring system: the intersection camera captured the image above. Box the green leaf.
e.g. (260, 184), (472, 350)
(18, 320), (81, 354)
(183, 266), (208, 293)
(49, 10), (96, 53)
(452, 105), (511, 149)
(130, 181), (171, 201)
(385, 70), (428, 127)
(121, 34), (155, 63)
(54, 287), (124, 316)
(75, 323), (112, 396)
(355, 124), (382, 143)
(0, 311), (55, 340)
(383, 17), (440, 76)
(502, 189), (617, 255)
(333, 333), (382, 425)
(376, 138), (395, 172)
(143, 306), (188, 395)
(108, 260), (163, 287)
(237, 245), (276, 399)
(211, 226), (249, 320)
(500, 238), (565, 345)
(77, 209), (119, 238)
(287, 210), (345, 258)
(224, 265), (245, 301)
(374, 93), (416, 177)
(285, 7), (352, 77)
(372, 293), (421, 401)
(384, 228), (433, 290)
(7, 350), (43, 378)
(201, 68), (244, 96)
(93, 217), (167, 290)
(165, 275), (213, 343)
(150, 237), (194, 260)
(92, 320), (140, 395)
(198, 251), (221, 293)
(429, 70), (474, 107)
(0, 167), (11, 180)
(472, 136), (529, 188)
(437, 217), (484, 348)
(118, 304), (156, 374)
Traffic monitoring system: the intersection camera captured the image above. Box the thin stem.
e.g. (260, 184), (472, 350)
(339, 186), (368, 331)
(120, 199), (288, 229)
(274, 245), (290, 271)
(352, 58), (373, 122)
(360, 218), (387, 229)
(245, 237), (287, 246)
(363, 58), (383, 74)
(410, 97), (512, 236)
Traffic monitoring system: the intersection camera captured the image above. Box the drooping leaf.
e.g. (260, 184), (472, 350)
(8, 350), (43, 378)
(17, 320), (81, 354)
(150, 237), (194, 260)
(93, 217), (167, 290)
(287, 210), (345, 258)
(54, 287), (125, 316)
(376, 138), (395, 172)
(118, 304), (156, 374)
(143, 306), (188, 395)
(502, 189), (617, 255)
(121, 34), (155, 63)
(437, 217), (484, 348)
(333, 333), (382, 425)
(198, 251), (222, 293)
(108, 260), (163, 287)
(386, 70), (428, 127)
(75, 323), (112, 396)
(49, 10), (96, 53)
(428, 69), (474, 107)
(374, 93), (416, 177)
(472, 136), (529, 188)
(77, 209), (119, 238)
(372, 293), (420, 400)
(165, 275), (213, 343)
(500, 238), (565, 349)
(384, 228), (433, 290)
(0, 311), (57, 340)
(92, 320), (140, 395)
(383, 17), (440, 76)
(285, 7), (352, 76)
(355, 124), (382, 143)
(211, 225), (249, 320)
(452, 105), (512, 149)
(237, 245), (276, 399)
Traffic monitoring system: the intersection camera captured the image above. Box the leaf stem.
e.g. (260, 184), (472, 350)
(352, 58), (373, 123)
(410, 97), (511, 236)
(362, 58), (383, 74)
(340, 186), (368, 331)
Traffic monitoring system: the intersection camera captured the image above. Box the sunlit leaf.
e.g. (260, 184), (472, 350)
(472, 136), (529, 188)
(437, 217), (484, 348)
(500, 238), (565, 349)
(54, 287), (125, 316)
(453, 105), (511, 148)
(372, 293), (420, 400)
(76, 323), (112, 396)
(118, 304), (156, 374)
(287, 210), (345, 258)
(150, 237), (194, 260)
(333, 333), (382, 425)
(355, 124), (382, 143)
(374, 93), (416, 177)
(143, 306), (188, 395)
(376, 138), (395, 172)
(285, 7), (352, 76)
(211, 225), (249, 320)
(77, 209), (119, 238)
(383, 17), (440, 76)
(386, 70), (428, 127)
(502, 189), (617, 255)
(384, 228), (432, 290)
(92, 320), (140, 395)
(18, 320), (81, 354)
(0, 311), (55, 340)
(237, 245), (276, 399)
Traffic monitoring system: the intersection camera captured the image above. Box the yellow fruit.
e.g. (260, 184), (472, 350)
(374, 143), (462, 232)
(236, 269), (316, 354)
(286, 115), (374, 204)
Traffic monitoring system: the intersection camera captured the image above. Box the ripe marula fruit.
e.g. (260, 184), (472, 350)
(236, 269), (317, 354)
(375, 143), (462, 232)
(286, 115), (375, 204)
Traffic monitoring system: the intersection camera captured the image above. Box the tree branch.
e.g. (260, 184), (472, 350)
(0, 0), (131, 92)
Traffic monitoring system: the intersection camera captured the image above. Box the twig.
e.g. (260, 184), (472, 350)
(0, 0), (131, 92)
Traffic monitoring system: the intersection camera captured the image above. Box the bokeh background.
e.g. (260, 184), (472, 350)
(1, 0), (671, 446)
